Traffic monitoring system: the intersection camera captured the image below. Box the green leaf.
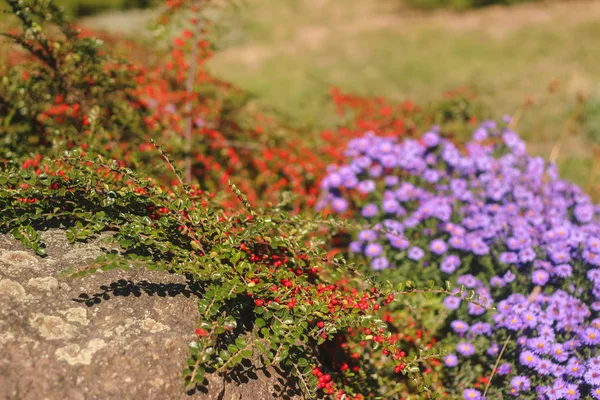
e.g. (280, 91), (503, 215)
(297, 358), (308, 367)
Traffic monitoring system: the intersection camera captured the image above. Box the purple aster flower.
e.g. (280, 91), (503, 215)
(497, 363), (512, 376)
(443, 296), (462, 310)
(532, 269), (550, 286)
(349, 241), (363, 253)
(510, 376), (531, 392)
(407, 246), (425, 261)
(486, 342), (499, 356)
(519, 247), (536, 263)
(473, 128), (488, 142)
(361, 204), (379, 218)
(471, 322), (492, 336)
(519, 350), (538, 367)
(499, 252), (518, 264)
(534, 359), (556, 376)
(382, 199), (400, 214)
(358, 229), (377, 242)
(550, 343), (568, 363)
(575, 203), (595, 223)
(562, 384), (580, 400)
(589, 237), (600, 253)
(503, 270), (516, 283)
(331, 197), (348, 213)
(451, 320), (470, 334)
(581, 327), (600, 345)
(444, 353), (458, 367)
(430, 239), (448, 255)
(585, 368), (600, 386)
(566, 358), (585, 377)
(440, 255), (461, 274)
(423, 169), (440, 183)
(326, 173), (343, 188)
(388, 234), (410, 250)
(457, 274), (481, 288)
(369, 164), (383, 178)
(422, 131), (440, 148)
(384, 175), (399, 186)
(463, 388), (482, 400)
(549, 250), (571, 264)
(456, 342), (475, 357)
(585, 250), (600, 266)
(371, 256), (390, 271)
(357, 180), (376, 194)
(365, 243), (383, 258)
(553, 264), (572, 278)
(489, 276), (506, 288)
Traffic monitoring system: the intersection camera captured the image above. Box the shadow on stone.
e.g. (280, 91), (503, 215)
(73, 273), (203, 307)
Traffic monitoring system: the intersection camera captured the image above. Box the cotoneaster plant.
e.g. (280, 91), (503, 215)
(0, 146), (489, 399)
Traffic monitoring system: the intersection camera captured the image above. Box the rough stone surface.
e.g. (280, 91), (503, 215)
(27, 276), (60, 293)
(0, 229), (302, 400)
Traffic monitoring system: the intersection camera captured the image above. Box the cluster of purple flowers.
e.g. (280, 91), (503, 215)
(318, 121), (600, 398)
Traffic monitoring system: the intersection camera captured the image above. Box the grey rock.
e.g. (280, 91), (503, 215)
(0, 229), (302, 400)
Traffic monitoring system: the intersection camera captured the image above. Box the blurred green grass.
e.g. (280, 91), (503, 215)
(203, 0), (600, 194)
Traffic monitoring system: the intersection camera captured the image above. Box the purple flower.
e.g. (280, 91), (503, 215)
(457, 342), (475, 357)
(575, 203), (595, 223)
(440, 255), (461, 274)
(486, 342), (499, 356)
(443, 296), (462, 310)
(357, 180), (376, 194)
(489, 276), (505, 288)
(349, 241), (363, 253)
(499, 252), (518, 264)
(331, 197), (348, 213)
(473, 128), (488, 142)
(463, 388), (482, 400)
(585, 368), (600, 386)
(365, 243), (383, 258)
(519, 247), (536, 263)
(384, 175), (399, 186)
(503, 270), (516, 283)
(532, 269), (550, 286)
(444, 353), (458, 367)
(553, 264), (572, 278)
(407, 246), (424, 261)
(382, 199), (400, 214)
(510, 376), (531, 393)
(388, 234), (410, 250)
(429, 239), (448, 255)
(361, 204), (379, 218)
(519, 350), (538, 367)
(371, 256), (390, 271)
(471, 322), (492, 336)
(451, 320), (470, 334)
(422, 131), (440, 148)
(358, 229), (377, 242)
(497, 363), (512, 375)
